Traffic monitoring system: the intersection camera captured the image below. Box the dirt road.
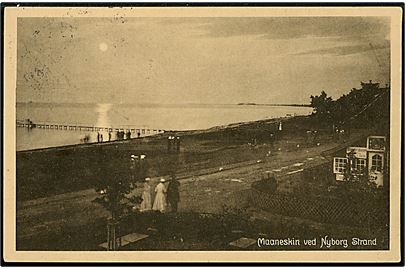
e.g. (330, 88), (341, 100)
(17, 141), (335, 240)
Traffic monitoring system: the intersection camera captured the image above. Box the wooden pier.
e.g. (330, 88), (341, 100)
(16, 120), (165, 134)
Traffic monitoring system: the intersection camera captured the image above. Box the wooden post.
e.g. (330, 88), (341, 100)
(107, 219), (121, 251)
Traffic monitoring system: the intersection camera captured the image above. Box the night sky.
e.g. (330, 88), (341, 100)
(17, 16), (390, 104)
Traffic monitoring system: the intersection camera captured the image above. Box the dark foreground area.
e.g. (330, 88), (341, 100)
(17, 205), (389, 251)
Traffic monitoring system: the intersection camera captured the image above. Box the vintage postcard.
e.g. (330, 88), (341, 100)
(2, 4), (403, 264)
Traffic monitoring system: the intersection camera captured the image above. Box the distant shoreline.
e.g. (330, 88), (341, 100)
(237, 103), (311, 107)
(17, 101), (311, 108)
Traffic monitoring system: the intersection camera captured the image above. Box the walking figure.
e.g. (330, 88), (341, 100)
(152, 178), (167, 213)
(140, 178), (152, 212)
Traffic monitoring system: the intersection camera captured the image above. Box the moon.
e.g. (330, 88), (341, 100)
(99, 42), (108, 52)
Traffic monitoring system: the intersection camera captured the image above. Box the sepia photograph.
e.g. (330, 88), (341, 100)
(2, 4), (403, 264)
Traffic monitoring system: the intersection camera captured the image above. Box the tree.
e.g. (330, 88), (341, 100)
(310, 91), (334, 123)
(329, 81), (389, 132)
(93, 161), (142, 219)
(91, 149), (143, 250)
(309, 82), (390, 134)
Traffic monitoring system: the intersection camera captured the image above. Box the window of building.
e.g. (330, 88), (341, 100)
(371, 155), (383, 172)
(333, 157), (347, 174)
(350, 158), (367, 175)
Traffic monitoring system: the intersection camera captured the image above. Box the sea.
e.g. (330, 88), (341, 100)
(16, 103), (313, 151)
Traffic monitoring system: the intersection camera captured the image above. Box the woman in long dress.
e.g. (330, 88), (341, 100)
(140, 177), (152, 212)
(152, 178), (167, 213)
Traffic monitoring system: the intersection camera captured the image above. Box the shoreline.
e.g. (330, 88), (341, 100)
(16, 115), (297, 153)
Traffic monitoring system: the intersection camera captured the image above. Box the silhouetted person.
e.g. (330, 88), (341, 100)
(100, 134), (103, 142)
(97, 132), (100, 142)
(108, 132), (112, 141)
(167, 176), (180, 212)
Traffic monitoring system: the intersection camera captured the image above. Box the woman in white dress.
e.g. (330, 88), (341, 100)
(152, 178), (167, 213)
(140, 177), (152, 212)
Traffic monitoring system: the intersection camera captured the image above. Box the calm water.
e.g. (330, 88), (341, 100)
(16, 103), (313, 151)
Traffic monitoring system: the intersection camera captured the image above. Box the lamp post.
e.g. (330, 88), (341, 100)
(167, 135), (180, 154)
(167, 136), (173, 153)
(139, 154), (147, 181)
(176, 136), (181, 153)
(129, 154), (147, 184)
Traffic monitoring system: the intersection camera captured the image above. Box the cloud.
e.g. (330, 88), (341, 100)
(16, 17), (391, 104)
(294, 40), (390, 56)
(196, 17), (390, 41)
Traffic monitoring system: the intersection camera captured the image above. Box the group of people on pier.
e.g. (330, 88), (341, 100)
(95, 130), (134, 143)
(139, 176), (180, 213)
(116, 130), (131, 140)
(97, 132), (104, 143)
(94, 130), (136, 143)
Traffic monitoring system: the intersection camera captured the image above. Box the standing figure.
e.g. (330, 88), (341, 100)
(140, 178), (152, 212)
(100, 133), (103, 142)
(152, 178), (167, 213)
(108, 132), (112, 141)
(167, 176), (180, 212)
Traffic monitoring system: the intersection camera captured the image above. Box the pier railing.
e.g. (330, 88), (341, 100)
(16, 120), (166, 134)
